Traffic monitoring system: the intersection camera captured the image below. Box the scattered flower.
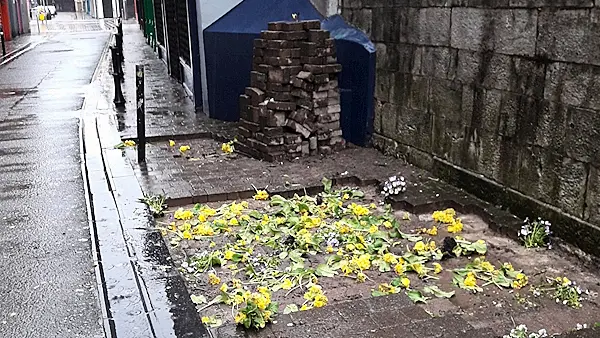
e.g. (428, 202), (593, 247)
(169, 140), (176, 147)
(179, 145), (191, 153)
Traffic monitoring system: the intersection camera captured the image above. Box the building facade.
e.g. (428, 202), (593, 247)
(0, 0), (29, 41)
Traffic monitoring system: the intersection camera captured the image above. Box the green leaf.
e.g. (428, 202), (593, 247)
(373, 259), (391, 273)
(297, 202), (310, 213)
(472, 241), (488, 255)
(248, 210), (262, 219)
(399, 231), (423, 242)
(114, 142), (125, 149)
(289, 250), (304, 263)
(423, 285), (455, 299)
(279, 251), (288, 260)
(371, 290), (387, 297)
(191, 294), (207, 304)
(270, 195), (288, 206)
(322, 177), (332, 193)
(315, 263), (337, 277)
(283, 304), (299, 314)
(406, 290), (430, 304)
(390, 278), (402, 287)
(351, 190), (365, 199)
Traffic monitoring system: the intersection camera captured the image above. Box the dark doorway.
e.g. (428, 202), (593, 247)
(54, 0), (75, 12)
(103, 0), (113, 18)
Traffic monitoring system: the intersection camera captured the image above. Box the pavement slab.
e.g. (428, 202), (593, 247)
(0, 23), (107, 338)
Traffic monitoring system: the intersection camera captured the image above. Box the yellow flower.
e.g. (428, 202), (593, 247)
(411, 263), (425, 276)
(448, 219), (464, 233)
(432, 208), (456, 224)
(464, 272), (477, 287)
(174, 208), (194, 220)
(281, 279), (293, 290)
(240, 215), (250, 222)
(124, 140), (136, 147)
(340, 260), (353, 274)
(313, 294), (328, 308)
(208, 273), (221, 285)
(413, 241), (426, 253)
(224, 250), (234, 260)
(433, 263), (443, 274)
(234, 312), (246, 324)
(480, 260), (495, 272)
(229, 218), (239, 226)
(179, 145), (191, 153)
(209, 241), (216, 248)
(326, 246), (334, 253)
(356, 272), (366, 283)
(428, 241), (437, 251)
(403, 213), (411, 220)
(383, 253), (397, 264)
(343, 193), (350, 200)
(400, 277), (411, 289)
(369, 225), (379, 234)
(234, 295), (244, 305)
(300, 304), (312, 311)
(201, 316), (211, 324)
(503, 262), (514, 271)
(181, 229), (192, 240)
(169, 140), (175, 147)
(221, 142), (234, 154)
(253, 293), (269, 310)
(263, 310), (272, 321)
(427, 226), (438, 236)
(561, 277), (571, 286)
(383, 221), (393, 229)
(169, 222), (176, 231)
(369, 203), (377, 209)
(349, 203), (370, 217)
(258, 286), (270, 296)
(254, 190), (269, 200)
(355, 254), (371, 270)
(220, 283), (228, 292)
(232, 278), (242, 288)
(394, 262), (406, 275)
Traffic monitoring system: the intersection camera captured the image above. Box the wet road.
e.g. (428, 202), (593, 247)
(0, 24), (109, 338)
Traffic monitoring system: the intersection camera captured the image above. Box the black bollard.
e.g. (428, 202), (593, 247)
(115, 33), (124, 61)
(1, 33), (5, 56)
(0, 28), (5, 56)
(111, 46), (125, 107)
(136, 65), (146, 163)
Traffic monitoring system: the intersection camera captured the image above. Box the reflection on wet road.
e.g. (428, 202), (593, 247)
(0, 23), (109, 338)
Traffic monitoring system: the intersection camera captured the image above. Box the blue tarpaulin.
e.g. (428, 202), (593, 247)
(322, 15), (376, 147)
(204, 4), (376, 146)
(204, 0), (323, 121)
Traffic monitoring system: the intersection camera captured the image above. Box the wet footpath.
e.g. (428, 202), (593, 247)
(0, 17), (107, 338)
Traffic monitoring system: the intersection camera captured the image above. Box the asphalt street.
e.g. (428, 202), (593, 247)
(0, 17), (109, 338)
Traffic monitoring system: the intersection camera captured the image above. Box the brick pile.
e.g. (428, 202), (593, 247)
(237, 20), (344, 162)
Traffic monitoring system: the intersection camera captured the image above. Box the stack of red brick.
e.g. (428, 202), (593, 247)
(237, 20), (344, 162)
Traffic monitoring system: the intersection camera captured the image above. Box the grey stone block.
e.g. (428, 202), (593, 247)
(450, 8), (537, 57)
(430, 80), (463, 120)
(420, 46), (453, 78)
(498, 93), (545, 146)
(375, 69), (392, 102)
(557, 157), (588, 217)
(585, 165), (600, 224)
(537, 9), (600, 66)
(544, 62), (600, 111)
(415, 8), (451, 46)
(378, 101), (398, 138)
(518, 146), (561, 205)
(395, 105), (433, 153)
(565, 106), (600, 165)
(375, 43), (398, 71)
(510, 0), (593, 9)
(533, 101), (567, 150)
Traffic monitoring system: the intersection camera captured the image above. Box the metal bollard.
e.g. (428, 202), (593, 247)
(115, 33), (124, 62)
(111, 46), (125, 107)
(136, 65), (146, 163)
(1, 29), (5, 56)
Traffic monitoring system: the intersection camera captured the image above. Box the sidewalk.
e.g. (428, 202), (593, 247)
(88, 24), (600, 338)
(94, 22), (236, 141)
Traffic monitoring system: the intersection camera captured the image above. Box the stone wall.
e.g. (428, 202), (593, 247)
(341, 1), (600, 229)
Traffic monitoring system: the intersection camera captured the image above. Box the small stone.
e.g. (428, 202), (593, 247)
(309, 136), (317, 150)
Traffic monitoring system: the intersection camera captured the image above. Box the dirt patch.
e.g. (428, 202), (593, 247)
(155, 184), (600, 336)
